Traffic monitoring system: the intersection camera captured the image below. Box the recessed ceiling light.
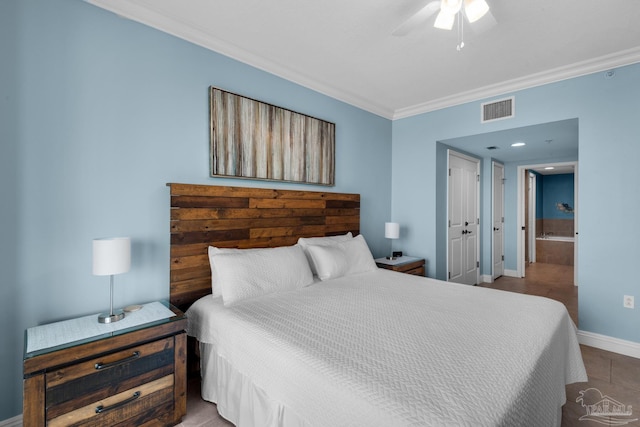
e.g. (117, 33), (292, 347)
(511, 142), (526, 147)
(545, 167), (555, 170)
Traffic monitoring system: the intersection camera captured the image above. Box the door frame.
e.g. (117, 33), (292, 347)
(528, 171), (537, 263)
(491, 161), (505, 281)
(447, 149), (481, 285)
(516, 161), (579, 285)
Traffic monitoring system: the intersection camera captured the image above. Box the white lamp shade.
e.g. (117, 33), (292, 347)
(93, 237), (131, 276)
(385, 222), (400, 239)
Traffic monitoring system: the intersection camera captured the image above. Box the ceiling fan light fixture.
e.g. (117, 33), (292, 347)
(435, 0), (462, 29)
(464, 0), (489, 23)
(434, 11), (456, 30)
(440, 0), (463, 14)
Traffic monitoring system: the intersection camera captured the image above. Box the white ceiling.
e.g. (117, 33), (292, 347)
(86, 0), (640, 120)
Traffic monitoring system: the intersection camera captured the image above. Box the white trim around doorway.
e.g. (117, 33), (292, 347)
(516, 161), (578, 285)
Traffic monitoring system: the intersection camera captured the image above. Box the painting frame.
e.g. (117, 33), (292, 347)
(209, 87), (335, 186)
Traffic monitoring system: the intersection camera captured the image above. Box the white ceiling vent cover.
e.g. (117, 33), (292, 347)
(481, 97), (515, 123)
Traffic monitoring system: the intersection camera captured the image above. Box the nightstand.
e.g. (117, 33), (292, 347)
(376, 256), (426, 276)
(23, 301), (187, 427)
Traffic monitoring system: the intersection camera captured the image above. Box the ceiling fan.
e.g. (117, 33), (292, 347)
(392, 0), (495, 47)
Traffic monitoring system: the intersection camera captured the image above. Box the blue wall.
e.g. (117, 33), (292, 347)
(540, 174), (575, 219)
(4, 0), (640, 421)
(0, 0), (392, 419)
(392, 62), (640, 348)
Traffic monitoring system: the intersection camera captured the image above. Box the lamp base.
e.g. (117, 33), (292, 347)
(98, 309), (125, 324)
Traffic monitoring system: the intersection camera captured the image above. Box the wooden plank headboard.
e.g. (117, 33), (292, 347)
(167, 183), (360, 311)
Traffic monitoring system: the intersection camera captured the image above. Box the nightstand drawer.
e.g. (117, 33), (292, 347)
(45, 337), (174, 423)
(48, 375), (174, 427)
(403, 265), (425, 276)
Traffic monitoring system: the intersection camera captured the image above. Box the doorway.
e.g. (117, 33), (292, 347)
(436, 118), (578, 283)
(517, 161), (578, 285)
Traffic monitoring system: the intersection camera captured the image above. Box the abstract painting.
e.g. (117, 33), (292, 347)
(210, 87), (335, 186)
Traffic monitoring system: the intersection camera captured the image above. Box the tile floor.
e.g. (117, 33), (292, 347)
(178, 263), (640, 426)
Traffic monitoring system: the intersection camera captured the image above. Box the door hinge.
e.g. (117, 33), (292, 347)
(502, 255), (504, 261)
(476, 261), (480, 268)
(477, 175), (480, 182)
(449, 168), (451, 176)
(502, 217), (504, 223)
(448, 220), (451, 227)
(448, 271), (451, 279)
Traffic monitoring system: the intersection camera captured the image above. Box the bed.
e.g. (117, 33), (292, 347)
(168, 183), (587, 427)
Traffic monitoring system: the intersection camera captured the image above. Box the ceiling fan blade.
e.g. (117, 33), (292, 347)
(434, 10), (455, 30)
(392, 1), (441, 36)
(467, 9), (496, 35)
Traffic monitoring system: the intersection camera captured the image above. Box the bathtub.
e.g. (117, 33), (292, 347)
(535, 236), (574, 265)
(536, 236), (575, 242)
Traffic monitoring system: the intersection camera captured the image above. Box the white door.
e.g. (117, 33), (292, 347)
(492, 162), (504, 280)
(448, 151), (479, 285)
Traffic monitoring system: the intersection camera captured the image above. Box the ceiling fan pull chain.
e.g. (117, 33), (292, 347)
(457, 12), (465, 50)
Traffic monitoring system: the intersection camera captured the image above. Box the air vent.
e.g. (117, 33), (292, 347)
(481, 97), (514, 123)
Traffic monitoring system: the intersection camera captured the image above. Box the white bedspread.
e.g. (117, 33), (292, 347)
(187, 269), (587, 427)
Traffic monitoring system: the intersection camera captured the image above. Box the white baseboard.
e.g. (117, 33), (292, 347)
(504, 269), (519, 278)
(578, 330), (640, 359)
(480, 274), (492, 283)
(0, 415), (22, 427)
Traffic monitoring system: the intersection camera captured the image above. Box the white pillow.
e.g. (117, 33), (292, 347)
(208, 246), (262, 298)
(306, 234), (377, 281)
(211, 245), (314, 306)
(297, 232), (353, 275)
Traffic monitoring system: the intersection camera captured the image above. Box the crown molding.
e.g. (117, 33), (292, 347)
(86, 1), (640, 122)
(393, 46), (640, 120)
(85, 0), (394, 119)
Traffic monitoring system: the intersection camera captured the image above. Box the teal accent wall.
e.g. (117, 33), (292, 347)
(535, 172), (544, 218)
(540, 174), (575, 219)
(392, 62), (640, 347)
(0, 0), (392, 419)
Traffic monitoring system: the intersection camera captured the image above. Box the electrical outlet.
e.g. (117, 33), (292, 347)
(623, 295), (634, 309)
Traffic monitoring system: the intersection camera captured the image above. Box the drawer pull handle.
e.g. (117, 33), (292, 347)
(94, 351), (140, 370)
(95, 391), (141, 414)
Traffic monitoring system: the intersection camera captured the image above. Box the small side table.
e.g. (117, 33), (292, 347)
(23, 300), (187, 427)
(376, 256), (426, 276)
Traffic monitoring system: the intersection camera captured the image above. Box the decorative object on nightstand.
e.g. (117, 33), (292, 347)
(93, 237), (130, 323)
(23, 301), (187, 427)
(385, 222), (400, 260)
(376, 256), (426, 276)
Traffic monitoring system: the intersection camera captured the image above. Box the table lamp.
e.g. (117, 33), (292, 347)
(385, 222), (400, 260)
(93, 237), (131, 323)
